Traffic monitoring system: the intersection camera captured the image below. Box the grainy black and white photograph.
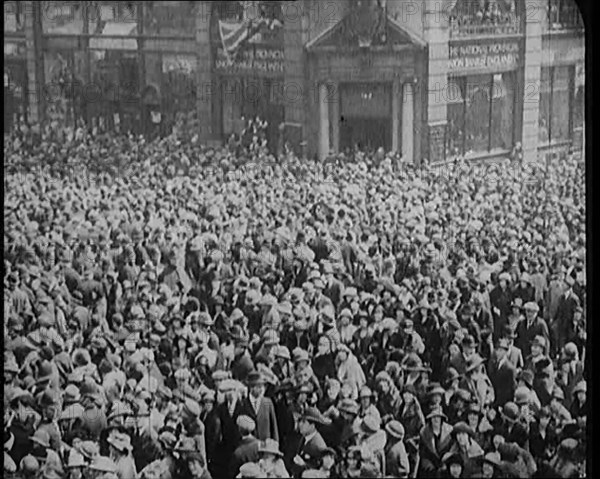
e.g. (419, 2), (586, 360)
(3, 1), (587, 478)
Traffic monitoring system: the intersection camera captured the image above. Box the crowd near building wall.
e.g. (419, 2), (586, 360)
(4, 0), (584, 164)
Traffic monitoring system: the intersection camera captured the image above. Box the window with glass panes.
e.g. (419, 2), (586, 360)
(446, 72), (516, 157)
(538, 66), (574, 144)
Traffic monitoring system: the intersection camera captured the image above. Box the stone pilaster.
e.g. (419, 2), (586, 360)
(521, 0), (544, 162)
(423, 0), (449, 164)
(24, 1), (45, 124)
(196, 1), (213, 143)
(283, 0), (309, 156)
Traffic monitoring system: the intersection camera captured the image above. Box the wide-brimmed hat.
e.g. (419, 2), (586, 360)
(360, 415), (381, 434)
(106, 431), (132, 452)
(274, 345), (291, 361)
(89, 456), (117, 473)
(481, 452), (502, 468)
(465, 354), (485, 373)
(443, 367), (461, 386)
(452, 421), (475, 438)
(66, 449), (86, 468)
(359, 386), (373, 398)
(514, 387), (532, 405)
(5, 355), (19, 374)
(258, 438), (283, 457)
(237, 462), (264, 478)
(293, 348), (310, 364)
(30, 429), (51, 448)
(517, 369), (534, 388)
(573, 381), (587, 395)
(338, 399), (359, 416)
(428, 383), (446, 397)
(501, 402), (520, 422)
(296, 407), (330, 425)
(531, 335), (547, 350)
(426, 406), (448, 422)
(385, 420), (405, 439)
(246, 370), (265, 386)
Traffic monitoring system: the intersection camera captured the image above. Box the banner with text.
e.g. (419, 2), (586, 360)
(214, 46), (284, 76)
(448, 41), (520, 73)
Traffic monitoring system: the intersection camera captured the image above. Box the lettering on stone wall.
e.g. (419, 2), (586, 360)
(448, 42), (520, 72)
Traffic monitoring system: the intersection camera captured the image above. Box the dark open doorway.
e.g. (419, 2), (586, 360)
(339, 116), (391, 152)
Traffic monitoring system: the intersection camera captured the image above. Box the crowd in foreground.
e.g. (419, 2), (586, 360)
(4, 124), (587, 479)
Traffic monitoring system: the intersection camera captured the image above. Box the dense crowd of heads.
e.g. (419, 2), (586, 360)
(4, 123), (586, 478)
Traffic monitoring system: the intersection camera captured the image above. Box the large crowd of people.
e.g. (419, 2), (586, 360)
(4, 120), (587, 479)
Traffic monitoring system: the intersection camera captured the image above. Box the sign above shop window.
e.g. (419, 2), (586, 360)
(448, 41), (520, 73)
(214, 46), (284, 75)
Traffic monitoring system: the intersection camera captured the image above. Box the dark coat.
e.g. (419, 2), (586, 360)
(418, 423), (453, 475)
(488, 356), (517, 408)
(296, 431), (328, 472)
(238, 395), (280, 442)
(515, 316), (550, 357)
(214, 399), (246, 471)
(553, 292), (580, 351)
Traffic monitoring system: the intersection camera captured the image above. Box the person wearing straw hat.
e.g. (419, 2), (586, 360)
(106, 430), (137, 479)
(418, 405), (453, 476)
(384, 420), (410, 478)
(257, 438), (289, 478)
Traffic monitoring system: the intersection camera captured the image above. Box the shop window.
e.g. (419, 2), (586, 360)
(145, 2), (195, 36)
(446, 79), (465, 157)
(465, 74), (492, 154)
(538, 66), (573, 144)
(447, 73), (516, 157)
(490, 72), (515, 150)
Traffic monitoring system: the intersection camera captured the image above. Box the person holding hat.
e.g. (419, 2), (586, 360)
(239, 371), (279, 442)
(515, 302), (550, 358)
(257, 438), (289, 478)
(384, 421), (410, 478)
(230, 415), (261, 478)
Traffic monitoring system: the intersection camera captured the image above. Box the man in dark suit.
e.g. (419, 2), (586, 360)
(292, 407), (329, 478)
(213, 379), (245, 479)
(489, 272), (513, 333)
(230, 415), (260, 478)
(488, 337), (517, 408)
(239, 371), (279, 442)
(553, 278), (580, 354)
(515, 302), (550, 357)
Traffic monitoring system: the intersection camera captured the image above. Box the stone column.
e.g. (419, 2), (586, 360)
(392, 78), (400, 153)
(24, 0), (45, 124)
(283, 0), (309, 156)
(423, 0), (450, 165)
(196, 1), (213, 143)
(402, 82), (415, 164)
(330, 81), (340, 153)
(318, 82), (330, 161)
(521, 0), (543, 163)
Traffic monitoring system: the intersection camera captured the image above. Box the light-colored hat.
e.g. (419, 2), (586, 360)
(236, 415), (256, 432)
(258, 438), (283, 457)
